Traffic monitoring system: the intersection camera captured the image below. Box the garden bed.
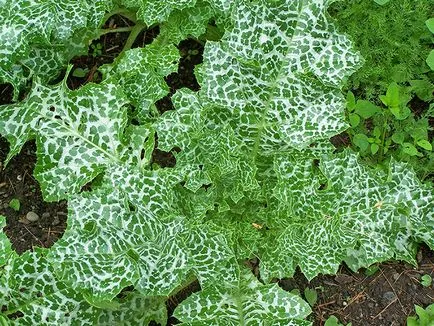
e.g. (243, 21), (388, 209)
(1, 20), (433, 324)
(0, 1), (433, 325)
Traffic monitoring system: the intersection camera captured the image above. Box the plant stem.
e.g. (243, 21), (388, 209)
(98, 26), (134, 36)
(378, 114), (389, 163)
(120, 23), (147, 54)
(103, 8), (137, 24)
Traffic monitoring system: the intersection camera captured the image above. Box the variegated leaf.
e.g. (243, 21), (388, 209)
(102, 43), (179, 121)
(199, 0), (363, 154)
(260, 150), (434, 281)
(174, 272), (312, 325)
(0, 76), (128, 201)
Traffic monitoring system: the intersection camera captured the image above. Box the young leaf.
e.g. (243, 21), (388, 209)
(426, 50), (434, 71)
(409, 79), (434, 102)
(380, 82), (401, 108)
(392, 132), (405, 144)
(324, 315), (340, 326)
(354, 100), (381, 119)
(346, 91), (356, 111)
(349, 113), (360, 128)
(420, 274), (432, 287)
(426, 18), (434, 34)
(371, 143), (379, 155)
(417, 139), (433, 151)
(304, 288), (318, 307)
(72, 67), (89, 78)
(8, 198), (20, 212)
(353, 134), (370, 151)
(402, 143), (421, 157)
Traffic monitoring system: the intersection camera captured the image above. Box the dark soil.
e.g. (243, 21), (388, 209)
(0, 139), (67, 254)
(0, 16), (433, 326)
(280, 246), (434, 325)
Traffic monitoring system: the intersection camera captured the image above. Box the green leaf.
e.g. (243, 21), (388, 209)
(406, 316), (418, 326)
(353, 134), (370, 151)
(380, 82), (401, 108)
(426, 50), (434, 71)
(417, 139), (433, 151)
(47, 167), (237, 303)
(420, 274), (432, 287)
(8, 198), (20, 212)
(349, 113), (360, 128)
(392, 132), (405, 144)
(124, 0), (197, 26)
(374, 0), (391, 5)
(158, 1), (215, 44)
(324, 315), (340, 326)
(97, 293), (168, 325)
(402, 143), (421, 157)
(304, 288), (318, 307)
(0, 75), (129, 201)
(371, 143), (379, 155)
(1, 249), (102, 324)
(409, 79), (434, 102)
(426, 18), (434, 34)
(72, 67), (89, 78)
(354, 100), (381, 119)
(364, 264), (379, 276)
(415, 305), (430, 324)
(174, 272), (312, 325)
(346, 91), (356, 111)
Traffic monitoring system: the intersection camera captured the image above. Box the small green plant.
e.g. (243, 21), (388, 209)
(325, 315), (352, 326)
(8, 199), (20, 212)
(72, 67), (90, 78)
(304, 287), (318, 307)
(421, 275), (433, 288)
(407, 304), (434, 326)
(329, 0), (433, 99)
(346, 82), (434, 180)
(90, 42), (103, 57)
(364, 264), (380, 276)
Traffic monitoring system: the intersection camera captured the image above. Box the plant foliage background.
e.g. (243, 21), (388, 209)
(0, 0), (433, 324)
